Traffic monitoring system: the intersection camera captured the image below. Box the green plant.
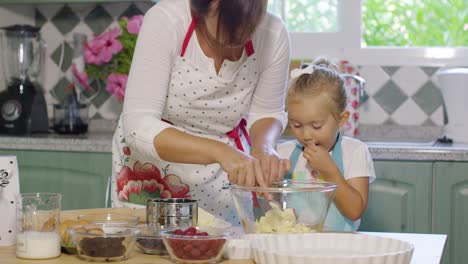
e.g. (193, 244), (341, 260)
(75, 15), (143, 102)
(362, 0), (468, 47)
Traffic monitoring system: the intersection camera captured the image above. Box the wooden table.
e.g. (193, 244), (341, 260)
(1, 231), (446, 264)
(0, 247), (253, 264)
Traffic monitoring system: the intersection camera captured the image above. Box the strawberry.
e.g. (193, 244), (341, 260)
(161, 190), (172, 198)
(183, 227), (197, 235)
(173, 229), (184, 235)
(122, 146), (131, 156)
(353, 112), (359, 121)
(116, 166), (134, 192)
(126, 180), (143, 196)
(161, 174), (190, 198)
(142, 179), (164, 194)
(133, 161), (162, 182)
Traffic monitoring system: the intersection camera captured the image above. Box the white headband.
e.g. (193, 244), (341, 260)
(290, 64), (314, 80)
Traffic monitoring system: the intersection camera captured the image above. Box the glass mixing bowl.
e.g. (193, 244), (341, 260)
(229, 180), (337, 234)
(68, 224), (140, 262)
(161, 226), (231, 264)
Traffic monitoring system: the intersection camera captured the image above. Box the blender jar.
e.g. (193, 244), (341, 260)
(15, 193), (62, 259)
(52, 103), (89, 134)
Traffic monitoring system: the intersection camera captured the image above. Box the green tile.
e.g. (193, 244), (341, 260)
(374, 80), (408, 114)
(84, 5), (113, 35)
(35, 8), (47, 29)
(420, 66), (440, 77)
(51, 5), (80, 35)
(383, 118), (397, 125)
(412, 81), (443, 115)
(381, 66), (400, 76)
(422, 118), (436, 126)
(51, 77), (73, 103)
(83, 80), (111, 108)
(119, 3), (144, 20)
(91, 112), (103, 120)
(50, 41), (74, 72)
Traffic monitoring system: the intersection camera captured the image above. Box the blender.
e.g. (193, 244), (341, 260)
(0, 25), (49, 135)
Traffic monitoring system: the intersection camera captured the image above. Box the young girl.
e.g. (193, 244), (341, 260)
(277, 58), (376, 231)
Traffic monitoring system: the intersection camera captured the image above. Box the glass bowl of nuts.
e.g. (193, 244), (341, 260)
(68, 224), (140, 262)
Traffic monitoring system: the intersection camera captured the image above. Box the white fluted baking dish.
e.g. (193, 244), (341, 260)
(245, 233), (414, 264)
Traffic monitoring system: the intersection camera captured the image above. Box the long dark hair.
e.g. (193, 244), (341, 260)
(191, 0), (266, 48)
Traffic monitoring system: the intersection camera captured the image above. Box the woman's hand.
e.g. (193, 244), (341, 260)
(251, 145), (291, 187)
(216, 145), (265, 187)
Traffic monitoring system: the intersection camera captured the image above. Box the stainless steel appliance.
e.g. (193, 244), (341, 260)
(0, 155), (19, 246)
(0, 25), (48, 135)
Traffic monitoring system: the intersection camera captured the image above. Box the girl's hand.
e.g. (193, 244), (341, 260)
(216, 145), (265, 187)
(251, 146), (291, 187)
(302, 141), (337, 176)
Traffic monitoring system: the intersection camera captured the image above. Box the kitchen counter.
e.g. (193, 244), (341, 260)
(0, 132), (112, 153)
(0, 232), (447, 264)
(0, 247), (253, 264)
(1, 132), (468, 161)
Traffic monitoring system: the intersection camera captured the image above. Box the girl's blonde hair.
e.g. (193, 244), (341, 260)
(287, 57), (346, 119)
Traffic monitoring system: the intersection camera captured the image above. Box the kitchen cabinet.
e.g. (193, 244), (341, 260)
(433, 161), (468, 264)
(361, 160), (468, 264)
(359, 161), (433, 233)
(0, 149), (111, 210)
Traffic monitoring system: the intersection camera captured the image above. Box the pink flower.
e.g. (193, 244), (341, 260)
(126, 15), (144, 34)
(106, 73), (128, 102)
(84, 28), (123, 66)
(71, 64), (93, 91)
(351, 100), (359, 109)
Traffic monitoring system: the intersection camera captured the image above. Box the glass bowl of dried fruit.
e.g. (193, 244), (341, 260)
(161, 226), (231, 264)
(68, 223), (140, 262)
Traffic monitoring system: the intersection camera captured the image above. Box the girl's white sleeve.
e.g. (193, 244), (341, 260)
(246, 18), (290, 132)
(346, 144), (376, 183)
(121, 6), (179, 161)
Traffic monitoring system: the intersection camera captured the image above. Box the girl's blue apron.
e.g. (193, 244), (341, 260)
(284, 133), (356, 232)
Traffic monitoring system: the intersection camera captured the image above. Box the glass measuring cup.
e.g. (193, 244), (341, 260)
(15, 193), (62, 259)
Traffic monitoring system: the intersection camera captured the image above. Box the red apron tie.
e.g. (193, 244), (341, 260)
(226, 118), (251, 151)
(226, 118), (260, 208)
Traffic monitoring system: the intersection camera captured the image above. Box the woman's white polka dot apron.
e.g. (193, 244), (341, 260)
(111, 16), (258, 225)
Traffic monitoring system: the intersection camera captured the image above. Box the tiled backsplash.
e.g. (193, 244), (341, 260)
(0, 2), (448, 129)
(0, 2), (153, 121)
(357, 65), (444, 127)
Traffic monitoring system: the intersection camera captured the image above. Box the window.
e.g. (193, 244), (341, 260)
(267, 0), (338, 32)
(267, 0), (468, 65)
(362, 0), (468, 47)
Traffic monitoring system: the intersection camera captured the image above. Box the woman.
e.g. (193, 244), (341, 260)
(111, 0), (291, 224)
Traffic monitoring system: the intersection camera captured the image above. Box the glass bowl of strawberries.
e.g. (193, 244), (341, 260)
(161, 226), (232, 263)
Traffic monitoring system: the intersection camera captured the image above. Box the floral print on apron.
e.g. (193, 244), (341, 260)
(111, 16), (258, 224)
